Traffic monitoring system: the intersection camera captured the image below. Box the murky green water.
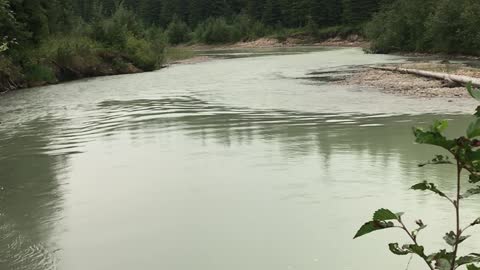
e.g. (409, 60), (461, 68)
(0, 47), (479, 270)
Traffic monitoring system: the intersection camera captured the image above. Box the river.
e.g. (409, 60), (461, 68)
(0, 47), (479, 270)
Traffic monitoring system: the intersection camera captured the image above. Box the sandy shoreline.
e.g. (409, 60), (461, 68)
(176, 37), (368, 50)
(169, 42), (480, 99)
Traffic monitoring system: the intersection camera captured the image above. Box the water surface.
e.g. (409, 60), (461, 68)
(0, 47), (479, 270)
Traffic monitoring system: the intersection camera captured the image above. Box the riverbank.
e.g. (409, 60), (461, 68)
(1, 36), (366, 94)
(337, 62), (480, 98)
(0, 46), (197, 94)
(177, 36), (368, 50)
(3, 42), (479, 99)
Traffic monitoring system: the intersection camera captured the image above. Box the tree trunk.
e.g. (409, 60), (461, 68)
(371, 66), (480, 88)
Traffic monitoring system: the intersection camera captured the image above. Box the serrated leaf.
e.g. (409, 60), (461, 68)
(468, 119), (480, 139)
(411, 181), (448, 198)
(353, 220), (395, 239)
(436, 258), (452, 270)
(443, 231), (470, 246)
(403, 244), (427, 258)
(373, 208), (399, 221)
(419, 155), (453, 167)
(388, 243), (410, 255)
(456, 254), (480, 267)
(461, 186), (480, 199)
(429, 249), (454, 264)
(468, 264), (480, 270)
(444, 231), (457, 246)
(470, 174), (480, 184)
(413, 128), (455, 150)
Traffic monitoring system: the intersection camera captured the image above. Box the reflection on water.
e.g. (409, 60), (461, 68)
(0, 118), (68, 270)
(0, 47), (479, 270)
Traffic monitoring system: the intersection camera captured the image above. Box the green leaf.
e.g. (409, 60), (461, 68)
(428, 249), (454, 264)
(412, 220), (427, 238)
(470, 174), (480, 184)
(468, 119), (480, 139)
(443, 231), (470, 246)
(411, 181), (448, 199)
(471, 218), (480, 226)
(467, 264), (480, 270)
(461, 186), (480, 199)
(353, 220), (395, 239)
(436, 258), (452, 270)
(403, 244), (426, 258)
(418, 155), (453, 167)
(373, 208), (400, 221)
(444, 231), (456, 246)
(388, 243), (427, 258)
(413, 127), (455, 150)
(457, 254), (480, 267)
(388, 243), (410, 256)
(432, 120), (449, 133)
(466, 150), (480, 162)
(467, 83), (480, 101)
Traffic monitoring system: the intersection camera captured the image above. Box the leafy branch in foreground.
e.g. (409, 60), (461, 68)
(354, 83), (480, 270)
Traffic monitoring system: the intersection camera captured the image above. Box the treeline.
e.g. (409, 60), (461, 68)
(0, 0), (173, 91)
(76, 0), (388, 28)
(366, 0), (480, 55)
(6, 0), (480, 91)
(0, 0), (388, 91)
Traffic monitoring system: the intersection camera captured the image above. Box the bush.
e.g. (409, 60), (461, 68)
(125, 34), (164, 70)
(24, 64), (56, 83)
(196, 18), (232, 44)
(248, 21), (269, 40)
(354, 85), (480, 270)
(166, 16), (191, 45)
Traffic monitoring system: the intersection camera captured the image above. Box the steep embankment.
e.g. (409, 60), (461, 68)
(0, 52), (144, 93)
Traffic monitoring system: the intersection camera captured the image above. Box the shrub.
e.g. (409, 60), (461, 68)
(125, 34), (164, 70)
(354, 84), (480, 270)
(248, 21), (269, 40)
(196, 18), (232, 44)
(24, 64), (55, 83)
(166, 16), (191, 45)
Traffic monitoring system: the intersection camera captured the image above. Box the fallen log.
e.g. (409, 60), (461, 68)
(371, 66), (480, 88)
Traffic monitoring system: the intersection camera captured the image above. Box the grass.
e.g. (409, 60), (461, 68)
(164, 47), (196, 63)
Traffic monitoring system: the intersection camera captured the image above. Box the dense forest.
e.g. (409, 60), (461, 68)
(366, 0), (480, 55)
(0, 0), (480, 92)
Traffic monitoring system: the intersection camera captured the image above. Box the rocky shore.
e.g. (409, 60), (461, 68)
(338, 63), (480, 98)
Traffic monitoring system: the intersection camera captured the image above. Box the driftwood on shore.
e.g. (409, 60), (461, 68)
(371, 66), (480, 88)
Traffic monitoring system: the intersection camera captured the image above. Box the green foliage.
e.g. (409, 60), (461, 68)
(24, 64), (56, 84)
(195, 17), (232, 44)
(355, 86), (480, 270)
(411, 181), (449, 199)
(166, 16), (191, 45)
(366, 0), (480, 55)
(125, 34), (165, 70)
(354, 220), (395, 238)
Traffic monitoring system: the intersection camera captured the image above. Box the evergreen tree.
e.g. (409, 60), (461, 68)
(262, 0), (282, 26)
